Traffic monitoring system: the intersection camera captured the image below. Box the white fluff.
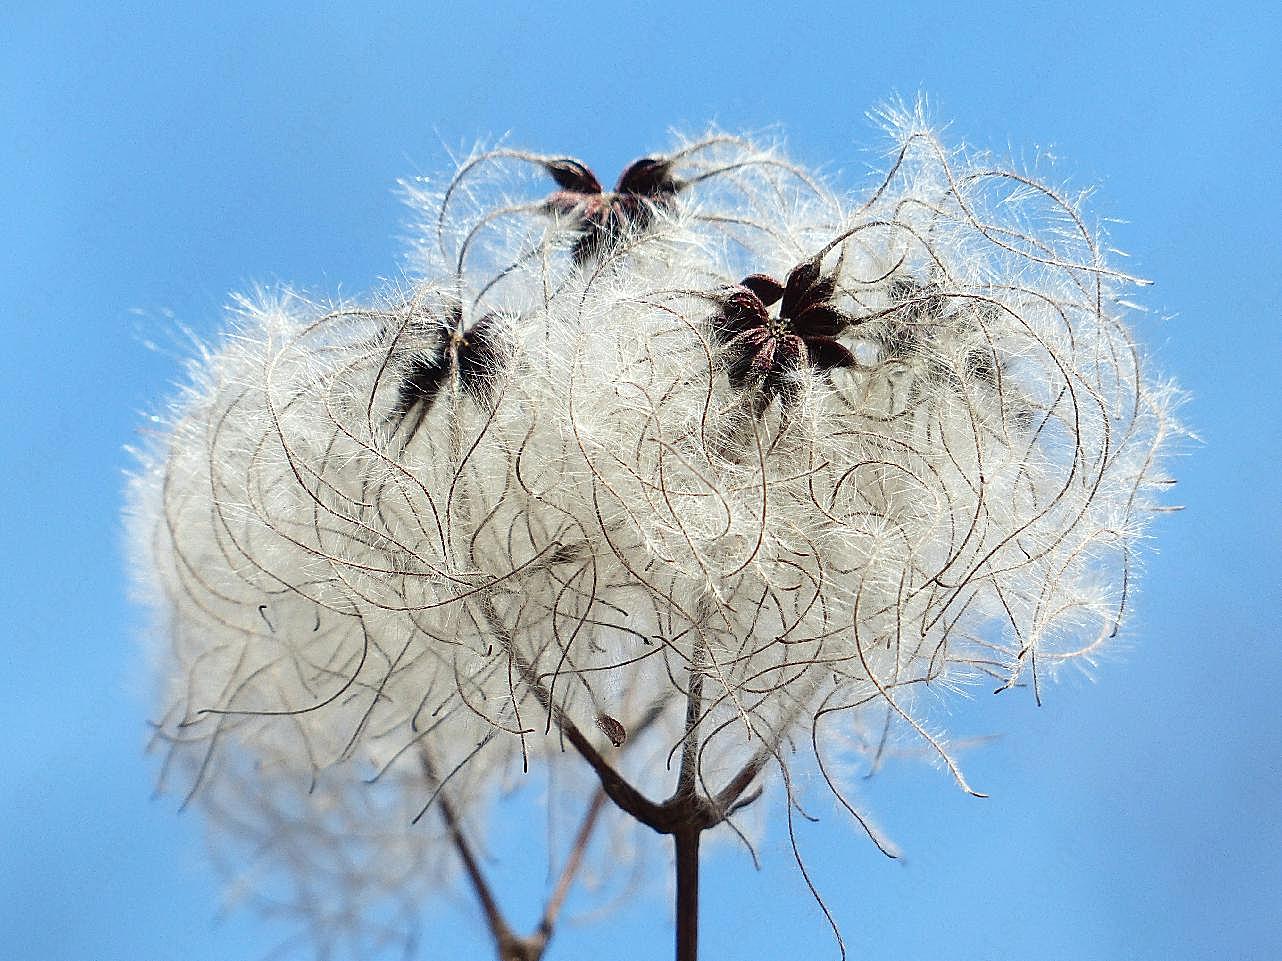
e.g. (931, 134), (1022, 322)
(126, 114), (1178, 956)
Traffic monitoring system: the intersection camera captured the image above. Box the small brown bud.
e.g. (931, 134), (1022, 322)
(595, 713), (627, 748)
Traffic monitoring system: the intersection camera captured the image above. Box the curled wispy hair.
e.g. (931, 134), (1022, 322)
(128, 112), (1178, 959)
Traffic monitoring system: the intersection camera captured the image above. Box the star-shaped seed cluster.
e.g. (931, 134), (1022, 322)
(710, 260), (856, 406)
(543, 157), (682, 263)
(390, 307), (507, 436)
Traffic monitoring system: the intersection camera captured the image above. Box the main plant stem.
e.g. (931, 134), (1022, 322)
(672, 630), (707, 961)
(674, 826), (701, 961)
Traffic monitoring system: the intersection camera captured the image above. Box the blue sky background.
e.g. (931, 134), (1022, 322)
(2, 3), (1279, 960)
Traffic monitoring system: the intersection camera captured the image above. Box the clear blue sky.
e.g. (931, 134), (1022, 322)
(2, 3), (1279, 960)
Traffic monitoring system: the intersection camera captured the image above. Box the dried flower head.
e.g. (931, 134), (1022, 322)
(128, 114), (1178, 958)
(711, 262), (856, 408)
(542, 156), (682, 263)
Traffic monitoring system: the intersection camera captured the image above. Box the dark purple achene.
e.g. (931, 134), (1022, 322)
(543, 156), (682, 263)
(393, 306), (506, 424)
(711, 261), (856, 407)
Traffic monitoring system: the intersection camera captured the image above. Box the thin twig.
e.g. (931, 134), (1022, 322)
(418, 748), (515, 949)
(673, 631), (706, 804)
(539, 788), (608, 938)
(477, 594), (668, 831)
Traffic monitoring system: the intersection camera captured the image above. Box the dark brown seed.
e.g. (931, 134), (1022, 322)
(595, 713), (627, 748)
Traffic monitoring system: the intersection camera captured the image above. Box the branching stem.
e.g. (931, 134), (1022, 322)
(420, 748), (610, 961)
(476, 594), (771, 961)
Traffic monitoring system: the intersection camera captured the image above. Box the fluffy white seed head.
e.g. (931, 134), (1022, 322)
(127, 118), (1178, 951)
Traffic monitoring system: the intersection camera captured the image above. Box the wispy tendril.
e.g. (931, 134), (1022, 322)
(127, 108), (1179, 960)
